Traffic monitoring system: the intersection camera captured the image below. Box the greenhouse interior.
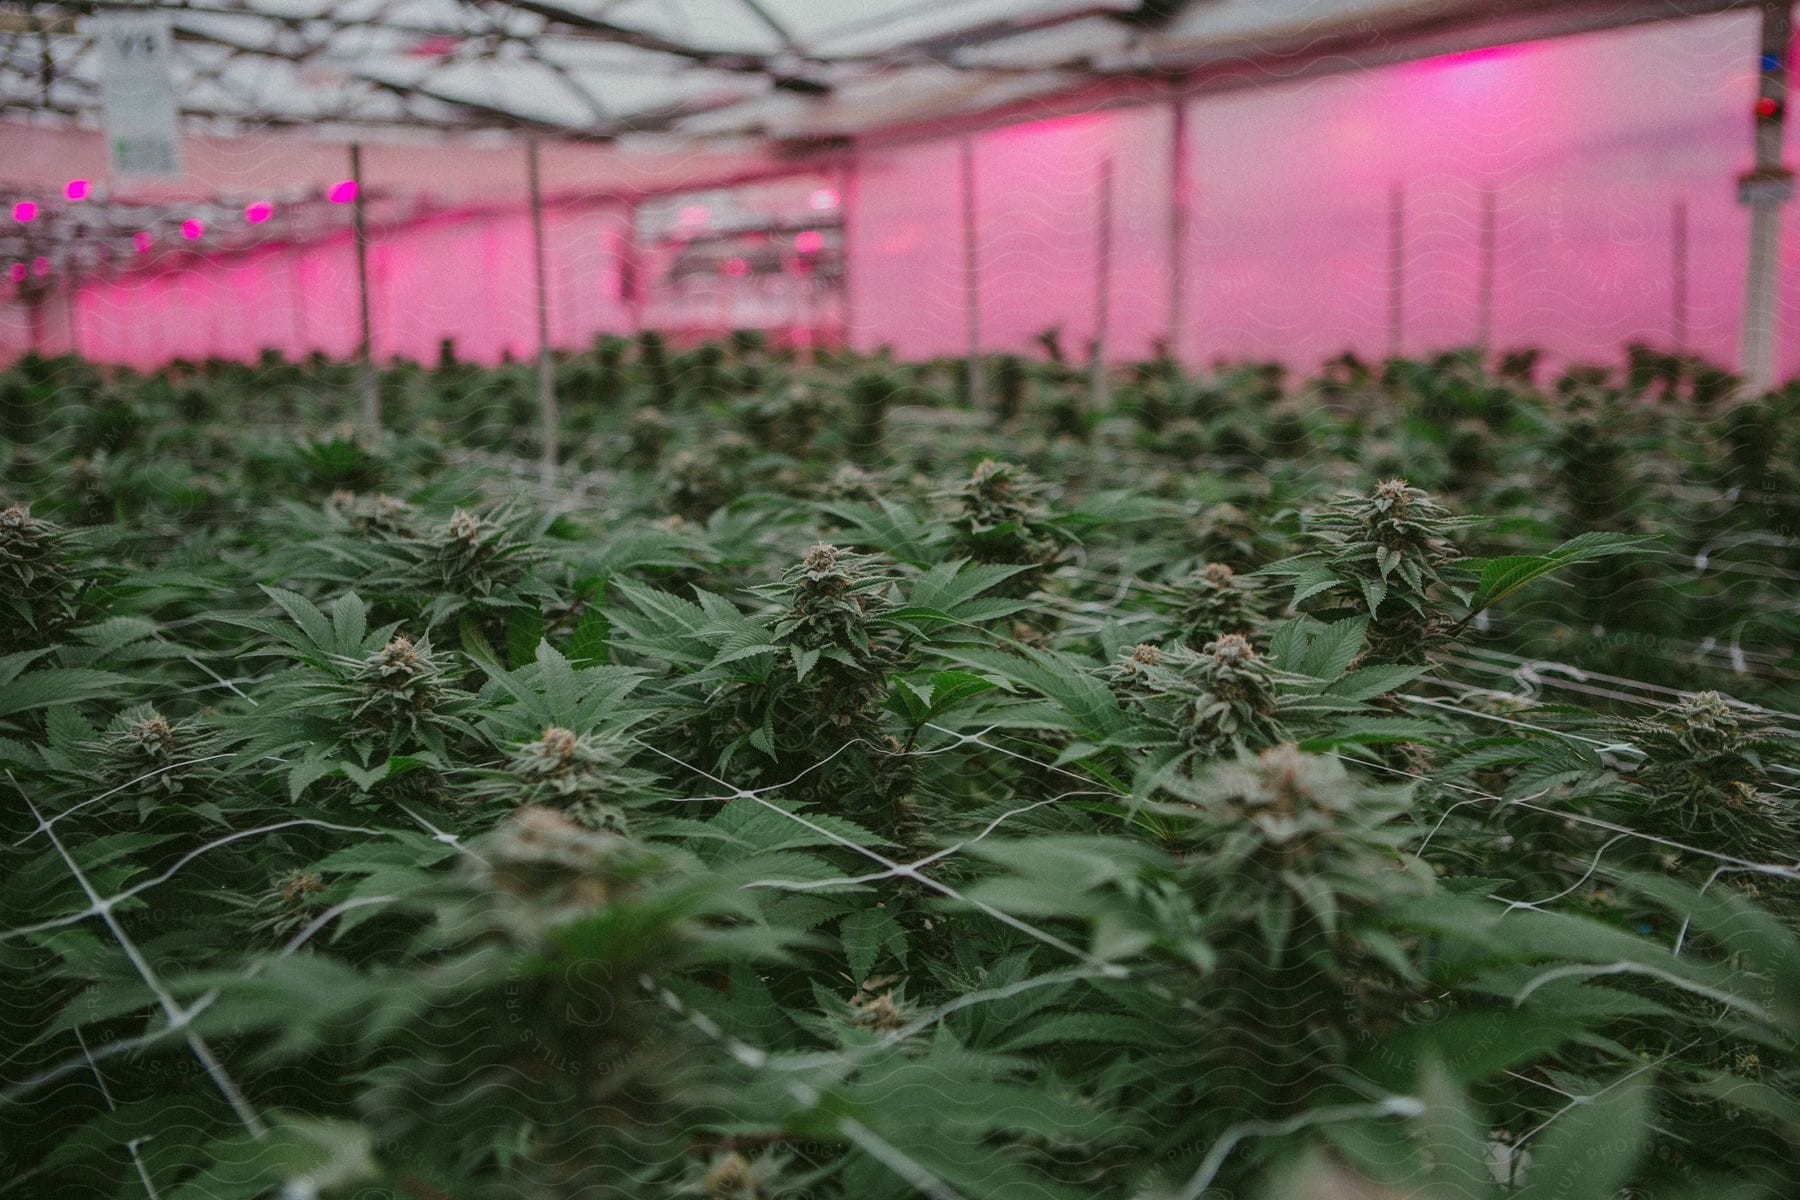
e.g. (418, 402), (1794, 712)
(3, 2), (1799, 1199)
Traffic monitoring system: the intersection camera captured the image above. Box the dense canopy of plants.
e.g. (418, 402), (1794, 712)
(2, 337), (1796, 1199)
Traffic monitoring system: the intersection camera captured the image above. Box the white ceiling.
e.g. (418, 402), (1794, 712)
(0, 1), (1758, 145)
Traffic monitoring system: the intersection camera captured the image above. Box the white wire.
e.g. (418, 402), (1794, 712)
(19, 793), (268, 1138)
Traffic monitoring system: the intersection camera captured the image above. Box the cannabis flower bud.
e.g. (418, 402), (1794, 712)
(802, 541), (841, 578)
(447, 508), (481, 543)
(128, 713), (177, 759)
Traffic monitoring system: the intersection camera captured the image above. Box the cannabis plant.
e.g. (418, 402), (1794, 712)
(1614, 689), (1800, 867)
(939, 458), (1070, 591)
(1160, 559), (1269, 648)
(0, 503), (84, 653)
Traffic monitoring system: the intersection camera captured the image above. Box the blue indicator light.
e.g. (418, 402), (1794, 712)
(1762, 53), (1783, 72)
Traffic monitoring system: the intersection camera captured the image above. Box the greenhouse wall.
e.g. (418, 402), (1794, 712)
(0, 203), (636, 368)
(7, 8), (1800, 375)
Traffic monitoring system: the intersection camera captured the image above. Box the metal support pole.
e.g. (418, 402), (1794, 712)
(1739, 0), (1793, 391)
(1167, 99), (1192, 358)
(526, 138), (557, 485)
(791, 254), (813, 366)
(838, 155), (856, 352)
(27, 290), (45, 354)
(621, 201), (644, 335)
(1672, 199), (1689, 352)
(1090, 156), (1115, 414)
(62, 275), (79, 359)
(959, 135), (982, 407)
(349, 143), (378, 441)
(1387, 183), (1406, 358)
(288, 250), (308, 354)
(1476, 186), (1497, 350)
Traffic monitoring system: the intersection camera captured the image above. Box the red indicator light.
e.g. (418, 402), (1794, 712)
(1756, 96), (1782, 119)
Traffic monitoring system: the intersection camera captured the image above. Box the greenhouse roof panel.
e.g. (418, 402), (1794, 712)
(0, 0), (1761, 143)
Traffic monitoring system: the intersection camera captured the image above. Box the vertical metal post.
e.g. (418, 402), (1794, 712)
(349, 142), (378, 440)
(526, 138), (557, 485)
(62, 272), (79, 358)
(1476, 186), (1497, 350)
(1387, 183), (1406, 358)
(1090, 156), (1115, 413)
(288, 250), (308, 354)
(621, 200), (644, 335)
(791, 253), (813, 365)
(1672, 198), (1690, 352)
(838, 154), (856, 352)
(1739, 0), (1793, 391)
(1167, 98), (1192, 358)
(959, 135), (982, 407)
(27, 291), (45, 355)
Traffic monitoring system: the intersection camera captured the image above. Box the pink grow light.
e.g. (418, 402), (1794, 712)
(133, 231), (154, 253)
(327, 180), (358, 204)
(12, 201), (35, 223)
(724, 256), (750, 277)
(66, 179), (90, 200)
(181, 218), (204, 240)
(794, 229), (825, 253)
(244, 201), (273, 224)
(7, 263), (24, 283)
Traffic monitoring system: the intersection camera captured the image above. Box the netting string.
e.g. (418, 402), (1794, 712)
(19, 793), (268, 1138)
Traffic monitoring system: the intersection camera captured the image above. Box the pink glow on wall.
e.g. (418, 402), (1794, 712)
(12, 202), (35, 223)
(327, 180), (357, 204)
(65, 179), (89, 200)
(244, 201), (273, 224)
(24, 10), (1800, 378)
(181, 219), (204, 240)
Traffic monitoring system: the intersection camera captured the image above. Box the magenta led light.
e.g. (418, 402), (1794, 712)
(327, 180), (357, 204)
(65, 179), (90, 201)
(12, 201), (36, 223)
(181, 218), (205, 240)
(794, 229), (825, 253)
(244, 201), (273, 224)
